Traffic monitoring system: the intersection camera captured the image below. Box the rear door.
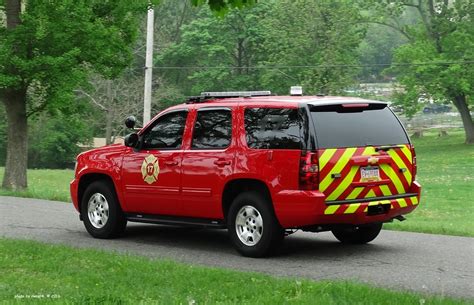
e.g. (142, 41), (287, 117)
(180, 107), (235, 219)
(310, 103), (415, 202)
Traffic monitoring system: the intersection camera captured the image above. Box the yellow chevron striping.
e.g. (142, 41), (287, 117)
(388, 150), (412, 185)
(347, 187), (363, 199)
(380, 164), (405, 193)
(319, 149), (337, 171)
(396, 198), (407, 207)
(362, 146), (376, 155)
(379, 185), (392, 196)
(344, 203), (360, 214)
(411, 196), (419, 205)
(365, 189), (376, 198)
(400, 145), (413, 164)
(320, 148), (357, 191)
(327, 166), (359, 200)
(324, 205), (339, 215)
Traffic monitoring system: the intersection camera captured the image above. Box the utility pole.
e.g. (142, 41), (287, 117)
(143, 5), (154, 125)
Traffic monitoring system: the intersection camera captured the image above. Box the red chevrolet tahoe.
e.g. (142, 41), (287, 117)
(70, 91), (421, 257)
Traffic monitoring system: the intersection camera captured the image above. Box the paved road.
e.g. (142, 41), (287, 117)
(1, 196), (473, 299)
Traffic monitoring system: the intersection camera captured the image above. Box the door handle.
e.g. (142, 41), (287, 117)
(214, 160), (231, 166)
(164, 160), (178, 166)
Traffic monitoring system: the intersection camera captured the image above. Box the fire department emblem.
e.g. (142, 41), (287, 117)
(141, 154), (160, 184)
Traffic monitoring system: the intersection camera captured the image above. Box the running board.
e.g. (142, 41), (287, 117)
(125, 213), (227, 229)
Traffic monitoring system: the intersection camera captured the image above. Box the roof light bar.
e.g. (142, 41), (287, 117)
(200, 91), (272, 98)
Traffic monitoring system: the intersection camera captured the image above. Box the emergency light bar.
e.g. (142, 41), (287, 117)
(200, 91), (272, 98)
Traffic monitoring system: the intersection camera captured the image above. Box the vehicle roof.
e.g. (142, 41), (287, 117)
(165, 95), (387, 111)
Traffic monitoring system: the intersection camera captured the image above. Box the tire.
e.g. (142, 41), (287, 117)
(332, 223), (383, 244)
(227, 191), (284, 257)
(81, 180), (127, 239)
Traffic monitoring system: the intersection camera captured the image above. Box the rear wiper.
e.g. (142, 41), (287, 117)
(375, 145), (402, 152)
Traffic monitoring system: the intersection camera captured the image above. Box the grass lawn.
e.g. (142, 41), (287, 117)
(0, 168), (73, 202)
(0, 238), (470, 305)
(384, 129), (474, 237)
(0, 130), (473, 236)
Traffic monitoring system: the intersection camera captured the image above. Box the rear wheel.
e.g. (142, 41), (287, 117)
(81, 180), (127, 239)
(228, 192), (284, 257)
(332, 223), (382, 244)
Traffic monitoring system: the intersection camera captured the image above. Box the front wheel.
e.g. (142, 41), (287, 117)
(332, 223), (383, 244)
(81, 180), (127, 239)
(228, 192), (284, 257)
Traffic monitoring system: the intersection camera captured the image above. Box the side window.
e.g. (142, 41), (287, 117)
(142, 111), (187, 150)
(245, 108), (301, 149)
(192, 109), (232, 149)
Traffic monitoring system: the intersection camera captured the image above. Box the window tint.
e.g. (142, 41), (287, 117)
(192, 109), (232, 149)
(142, 111), (187, 149)
(245, 108), (301, 149)
(310, 106), (409, 148)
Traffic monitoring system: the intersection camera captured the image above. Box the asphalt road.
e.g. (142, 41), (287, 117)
(1, 196), (473, 299)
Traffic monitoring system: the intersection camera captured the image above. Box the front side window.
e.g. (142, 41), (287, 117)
(192, 109), (232, 149)
(244, 108), (301, 149)
(142, 111), (187, 150)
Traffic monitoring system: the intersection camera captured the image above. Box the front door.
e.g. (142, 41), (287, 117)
(121, 110), (188, 216)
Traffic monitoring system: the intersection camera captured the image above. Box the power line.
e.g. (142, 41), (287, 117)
(150, 60), (474, 70)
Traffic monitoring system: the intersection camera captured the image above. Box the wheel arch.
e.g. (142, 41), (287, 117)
(221, 178), (274, 221)
(78, 173), (119, 213)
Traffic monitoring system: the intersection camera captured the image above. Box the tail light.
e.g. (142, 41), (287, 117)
(410, 145), (417, 179)
(299, 151), (319, 190)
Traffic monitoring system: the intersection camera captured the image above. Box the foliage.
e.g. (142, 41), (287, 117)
(0, 238), (469, 304)
(157, 0), (366, 96)
(361, 0), (474, 143)
(260, 0), (365, 95)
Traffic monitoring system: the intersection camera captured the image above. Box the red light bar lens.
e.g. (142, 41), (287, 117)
(342, 103), (369, 108)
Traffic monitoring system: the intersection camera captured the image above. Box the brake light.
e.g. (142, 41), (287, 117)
(299, 151), (319, 190)
(410, 145), (417, 179)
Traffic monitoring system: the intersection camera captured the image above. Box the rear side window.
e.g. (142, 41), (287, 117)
(310, 105), (409, 148)
(192, 109), (232, 149)
(245, 108), (301, 149)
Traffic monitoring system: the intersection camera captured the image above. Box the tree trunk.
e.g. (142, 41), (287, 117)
(2, 89), (28, 189)
(452, 94), (474, 144)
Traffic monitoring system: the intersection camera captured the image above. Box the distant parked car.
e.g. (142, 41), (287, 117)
(422, 104), (452, 114)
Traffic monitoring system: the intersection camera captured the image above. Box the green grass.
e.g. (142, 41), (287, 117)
(384, 129), (474, 237)
(0, 238), (470, 305)
(0, 168), (73, 202)
(0, 130), (473, 236)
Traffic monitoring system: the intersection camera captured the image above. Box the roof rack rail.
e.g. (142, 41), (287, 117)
(186, 91), (272, 103)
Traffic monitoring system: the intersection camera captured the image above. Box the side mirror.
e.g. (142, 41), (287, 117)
(124, 133), (139, 148)
(125, 116), (137, 129)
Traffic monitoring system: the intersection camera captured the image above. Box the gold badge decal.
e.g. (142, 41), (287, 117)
(141, 154), (160, 184)
(368, 156), (379, 165)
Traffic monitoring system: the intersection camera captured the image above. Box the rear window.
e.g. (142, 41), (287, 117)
(310, 104), (409, 148)
(245, 108), (301, 149)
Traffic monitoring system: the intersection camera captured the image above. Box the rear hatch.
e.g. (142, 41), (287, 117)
(309, 102), (415, 202)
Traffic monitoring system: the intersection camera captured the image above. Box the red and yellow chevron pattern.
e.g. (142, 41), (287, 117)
(324, 195), (419, 215)
(318, 145), (414, 201)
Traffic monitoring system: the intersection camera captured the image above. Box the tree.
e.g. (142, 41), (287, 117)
(0, 0), (160, 189)
(0, 0), (258, 189)
(363, 0), (474, 144)
(157, 4), (269, 95)
(260, 0), (365, 94)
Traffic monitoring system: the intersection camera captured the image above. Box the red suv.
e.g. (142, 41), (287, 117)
(70, 91), (421, 257)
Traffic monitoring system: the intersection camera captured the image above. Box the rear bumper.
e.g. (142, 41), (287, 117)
(273, 181), (421, 228)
